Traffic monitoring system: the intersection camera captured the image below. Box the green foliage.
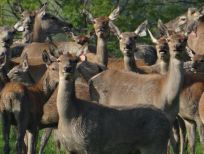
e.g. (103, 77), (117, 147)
(0, 0), (204, 56)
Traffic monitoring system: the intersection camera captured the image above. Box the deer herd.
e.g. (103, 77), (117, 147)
(1, 2), (204, 154)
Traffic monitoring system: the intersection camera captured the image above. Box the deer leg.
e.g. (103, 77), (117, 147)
(196, 118), (204, 153)
(177, 116), (186, 154)
(1, 111), (11, 154)
(140, 143), (167, 154)
(170, 120), (180, 154)
(185, 120), (196, 154)
(39, 128), (53, 154)
(15, 110), (28, 154)
(27, 126), (38, 154)
(53, 129), (62, 154)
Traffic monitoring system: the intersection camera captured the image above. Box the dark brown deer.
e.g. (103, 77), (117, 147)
(0, 50), (59, 154)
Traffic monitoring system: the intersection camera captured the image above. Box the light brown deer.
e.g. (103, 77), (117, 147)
(89, 31), (186, 125)
(0, 50), (59, 154)
(55, 53), (170, 154)
(11, 3), (73, 57)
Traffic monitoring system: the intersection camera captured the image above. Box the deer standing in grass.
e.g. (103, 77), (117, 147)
(0, 50), (59, 154)
(55, 53), (170, 154)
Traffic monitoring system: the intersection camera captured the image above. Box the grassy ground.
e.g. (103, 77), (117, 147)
(0, 124), (203, 154)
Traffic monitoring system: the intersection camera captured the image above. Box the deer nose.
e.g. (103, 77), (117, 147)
(64, 66), (73, 73)
(125, 42), (132, 49)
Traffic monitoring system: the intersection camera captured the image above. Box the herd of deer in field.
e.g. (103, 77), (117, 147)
(1, 2), (204, 154)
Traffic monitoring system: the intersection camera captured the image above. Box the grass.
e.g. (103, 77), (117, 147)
(0, 123), (203, 154)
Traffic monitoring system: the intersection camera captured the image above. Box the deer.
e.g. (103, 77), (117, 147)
(8, 49), (92, 153)
(89, 30), (186, 129)
(7, 53), (35, 86)
(184, 46), (204, 73)
(164, 6), (204, 56)
(106, 21), (169, 74)
(55, 53), (170, 154)
(11, 2), (73, 57)
(83, 7), (157, 68)
(0, 50), (59, 154)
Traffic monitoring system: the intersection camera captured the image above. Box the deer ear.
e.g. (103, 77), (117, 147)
(109, 21), (121, 38)
(158, 19), (169, 37)
(14, 20), (24, 32)
(37, 2), (48, 13)
(79, 54), (87, 62)
(147, 29), (158, 44)
(48, 43), (61, 58)
(109, 6), (120, 21)
(82, 9), (95, 23)
(186, 46), (195, 59)
(21, 53), (29, 71)
(135, 20), (148, 37)
(42, 50), (52, 65)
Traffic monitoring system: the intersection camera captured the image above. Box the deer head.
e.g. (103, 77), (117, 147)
(148, 29), (169, 62)
(42, 49), (59, 82)
(109, 20), (148, 56)
(166, 32), (187, 59)
(186, 47), (204, 72)
(0, 26), (15, 47)
(165, 7), (202, 34)
(57, 54), (81, 80)
(7, 53), (30, 83)
(83, 6), (120, 38)
(69, 31), (95, 45)
(14, 3), (73, 35)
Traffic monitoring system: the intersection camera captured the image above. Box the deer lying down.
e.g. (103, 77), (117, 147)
(0, 50), (59, 154)
(55, 54), (170, 154)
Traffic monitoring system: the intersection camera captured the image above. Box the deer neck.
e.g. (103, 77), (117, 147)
(159, 61), (169, 75)
(0, 68), (9, 90)
(32, 18), (45, 42)
(22, 22), (33, 43)
(123, 54), (138, 72)
(96, 37), (108, 67)
(57, 76), (76, 121)
(31, 71), (58, 104)
(161, 54), (184, 124)
(22, 29), (33, 43)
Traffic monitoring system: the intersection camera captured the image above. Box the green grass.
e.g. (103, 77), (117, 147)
(0, 123), (203, 154)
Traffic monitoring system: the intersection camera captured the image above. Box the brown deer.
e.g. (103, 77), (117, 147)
(11, 3), (73, 57)
(107, 21), (169, 74)
(0, 50), (59, 154)
(83, 7), (157, 67)
(7, 53), (35, 86)
(8, 50), (91, 153)
(89, 31), (186, 125)
(184, 46), (204, 73)
(55, 53), (170, 154)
